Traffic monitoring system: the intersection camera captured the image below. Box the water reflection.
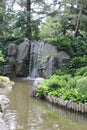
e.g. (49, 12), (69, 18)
(3, 79), (87, 130)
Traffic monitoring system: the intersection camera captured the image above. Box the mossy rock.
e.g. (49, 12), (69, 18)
(0, 76), (14, 88)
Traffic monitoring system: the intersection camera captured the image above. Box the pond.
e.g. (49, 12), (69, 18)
(3, 79), (87, 130)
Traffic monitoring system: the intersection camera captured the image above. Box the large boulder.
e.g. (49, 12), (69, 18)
(15, 38), (30, 76)
(16, 38), (30, 62)
(7, 43), (17, 75)
(32, 78), (45, 97)
(8, 43), (17, 57)
(56, 51), (70, 68)
(0, 95), (10, 110)
(3, 64), (13, 75)
(7, 38), (30, 77)
(45, 51), (70, 78)
(45, 57), (53, 78)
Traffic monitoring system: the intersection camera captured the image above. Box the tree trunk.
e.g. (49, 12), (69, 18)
(0, 0), (6, 35)
(26, 0), (32, 39)
(74, 0), (83, 37)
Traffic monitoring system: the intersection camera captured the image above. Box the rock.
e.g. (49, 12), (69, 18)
(15, 38), (30, 76)
(7, 43), (17, 75)
(45, 57), (54, 78)
(45, 51), (70, 78)
(7, 38), (30, 77)
(16, 38), (30, 62)
(0, 95), (10, 110)
(56, 51), (70, 68)
(3, 64), (13, 75)
(8, 56), (16, 65)
(32, 78), (45, 97)
(8, 43), (17, 57)
(28, 41), (57, 77)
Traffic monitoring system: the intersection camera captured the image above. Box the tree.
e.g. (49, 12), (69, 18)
(39, 0), (87, 39)
(26, 0), (31, 39)
(0, 0), (6, 35)
(12, 0), (51, 40)
(59, 0), (87, 37)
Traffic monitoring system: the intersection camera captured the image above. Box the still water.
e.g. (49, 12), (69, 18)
(3, 79), (87, 130)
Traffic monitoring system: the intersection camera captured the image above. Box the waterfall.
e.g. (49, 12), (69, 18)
(29, 41), (44, 77)
(28, 41), (57, 78)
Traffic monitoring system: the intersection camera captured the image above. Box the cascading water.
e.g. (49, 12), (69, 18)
(29, 41), (45, 78)
(28, 41), (57, 78)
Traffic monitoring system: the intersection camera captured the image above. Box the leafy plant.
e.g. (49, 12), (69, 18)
(50, 35), (87, 58)
(65, 56), (87, 75)
(37, 74), (87, 103)
(76, 77), (87, 93)
(75, 66), (87, 76)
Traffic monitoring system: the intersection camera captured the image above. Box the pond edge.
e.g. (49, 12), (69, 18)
(45, 94), (87, 114)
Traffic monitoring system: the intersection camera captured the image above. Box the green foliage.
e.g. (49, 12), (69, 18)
(76, 77), (87, 103)
(37, 74), (87, 103)
(75, 66), (87, 76)
(39, 0), (87, 39)
(37, 80), (49, 98)
(51, 35), (73, 56)
(39, 16), (62, 40)
(11, 10), (40, 40)
(50, 35), (87, 58)
(50, 35), (87, 75)
(66, 56), (87, 75)
(76, 77), (87, 93)
(0, 76), (14, 87)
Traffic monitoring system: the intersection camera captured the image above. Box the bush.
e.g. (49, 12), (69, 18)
(75, 66), (87, 76)
(0, 76), (14, 88)
(37, 74), (76, 97)
(37, 74), (87, 103)
(76, 77), (87, 93)
(50, 35), (87, 58)
(65, 57), (87, 75)
(51, 35), (74, 57)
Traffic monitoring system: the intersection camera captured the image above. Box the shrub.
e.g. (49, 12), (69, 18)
(0, 76), (14, 87)
(75, 66), (87, 76)
(51, 35), (74, 57)
(65, 57), (87, 75)
(37, 74), (87, 103)
(76, 77), (87, 93)
(50, 35), (87, 58)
